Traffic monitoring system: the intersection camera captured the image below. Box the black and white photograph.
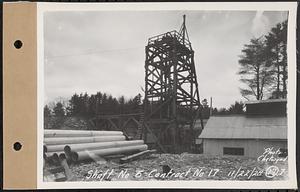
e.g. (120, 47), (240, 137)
(38, 2), (297, 188)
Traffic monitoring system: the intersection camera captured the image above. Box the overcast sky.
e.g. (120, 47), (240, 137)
(44, 10), (288, 109)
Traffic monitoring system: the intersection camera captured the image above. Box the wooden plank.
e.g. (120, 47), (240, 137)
(108, 119), (120, 130)
(120, 149), (157, 164)
(96, 113), (142, 119)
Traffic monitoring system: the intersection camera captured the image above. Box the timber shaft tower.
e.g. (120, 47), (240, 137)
(143, 15), (203, 153)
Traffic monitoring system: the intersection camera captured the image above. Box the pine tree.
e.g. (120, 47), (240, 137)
(118, 96), (125, 114)
(238, 38), (274, 100)
(44, 105), (51, 117)
(88, 94), (97, 117)
(95, 92), (103, 115)
(265, 20), (288, 98)
(53, 102), (65, 117)
(227, 101), (244, 114)
(68, 93), (80, 115)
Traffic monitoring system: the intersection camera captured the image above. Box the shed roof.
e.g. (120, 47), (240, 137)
(245, 99), (287, 105)
(198, 115), (287, 140)
(245, 99), (287, 116)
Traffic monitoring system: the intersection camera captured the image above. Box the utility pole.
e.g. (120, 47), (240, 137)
(210, 97), (213, 116)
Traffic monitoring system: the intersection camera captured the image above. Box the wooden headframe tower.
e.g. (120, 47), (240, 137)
(143, 15), (203, 153)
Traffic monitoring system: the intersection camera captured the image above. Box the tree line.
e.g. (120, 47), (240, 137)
(201, 99), (244, 118)
(238, 20), (287, 100)
(45, 95), (245, 119)
(44, 92), (142, 118)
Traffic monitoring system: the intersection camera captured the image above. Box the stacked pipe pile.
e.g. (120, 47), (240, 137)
(44, 129), (148, 163)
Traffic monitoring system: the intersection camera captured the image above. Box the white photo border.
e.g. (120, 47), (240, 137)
(37, 2), (298, 189)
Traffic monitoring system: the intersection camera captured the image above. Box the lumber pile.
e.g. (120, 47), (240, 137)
(44, 129), (148, 164)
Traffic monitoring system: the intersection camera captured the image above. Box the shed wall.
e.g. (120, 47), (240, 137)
(203, 139), (287, 157)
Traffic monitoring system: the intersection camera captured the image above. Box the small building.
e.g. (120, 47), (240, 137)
(198, 99), (287, 157)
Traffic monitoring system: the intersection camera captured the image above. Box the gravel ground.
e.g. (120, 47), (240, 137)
(67, 153), (288, 181)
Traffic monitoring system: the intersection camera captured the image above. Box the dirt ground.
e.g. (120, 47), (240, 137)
(68, 153), (288, 181)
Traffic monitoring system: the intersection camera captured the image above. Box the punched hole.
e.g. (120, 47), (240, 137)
(14, 40), (23, 49)
(13, 142), (22, 151)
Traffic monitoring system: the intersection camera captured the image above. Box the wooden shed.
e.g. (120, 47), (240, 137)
(198, 99), (287, 157)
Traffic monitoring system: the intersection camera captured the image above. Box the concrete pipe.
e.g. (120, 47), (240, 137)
(44, 129), (123, 138)
(64, 140), (144, 154)
(71, 144), (148, 162)
(58, 153), (67, 161)
(44, 135), (126, 145)
(46, 151), (65, 158)
(45, 144), (68, 153)
(46, 152), (60, 165)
